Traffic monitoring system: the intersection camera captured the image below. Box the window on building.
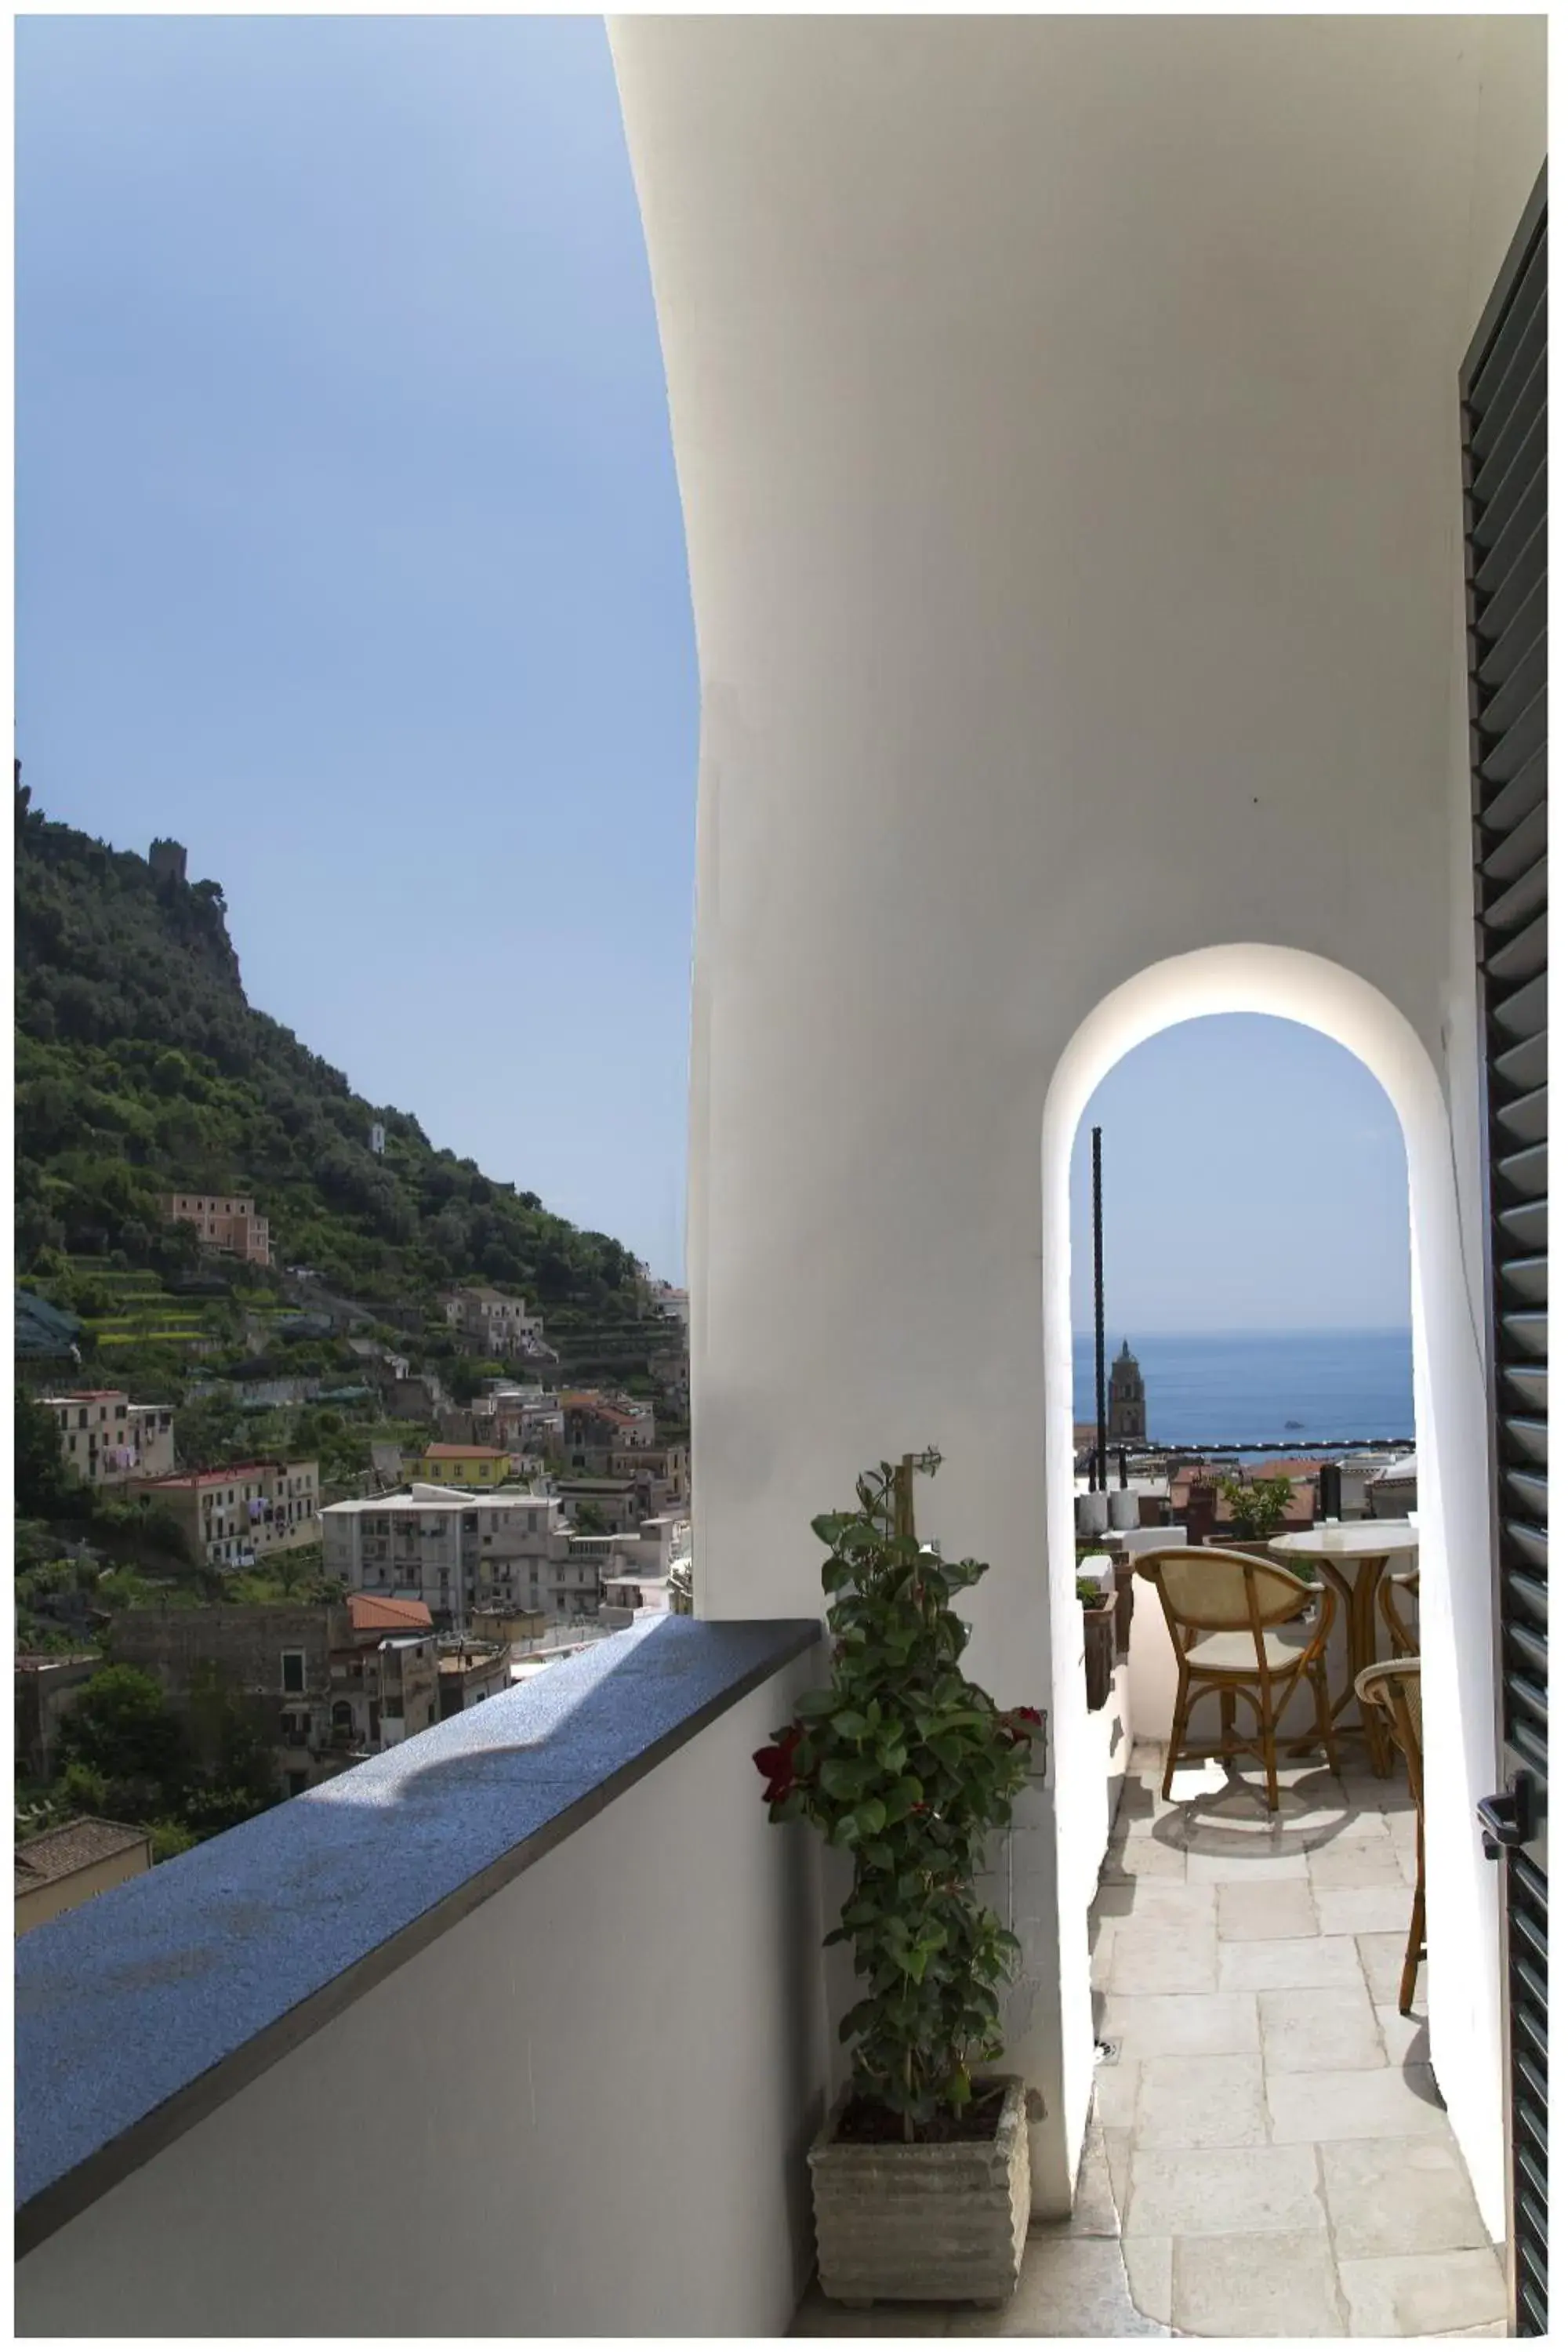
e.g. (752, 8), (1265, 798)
(281, 1650), (307, 1694)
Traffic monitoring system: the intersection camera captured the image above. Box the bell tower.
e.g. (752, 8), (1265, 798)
(1108, 1339), (1147, 1443)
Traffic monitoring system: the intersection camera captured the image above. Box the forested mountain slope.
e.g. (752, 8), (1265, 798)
(14, 777), (650, 1323)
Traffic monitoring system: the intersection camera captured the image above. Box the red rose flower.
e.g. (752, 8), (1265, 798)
(753, 1723), (804, 1806)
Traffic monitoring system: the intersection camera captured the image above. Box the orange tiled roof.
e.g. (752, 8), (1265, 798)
(347, 1593), (434, 1632)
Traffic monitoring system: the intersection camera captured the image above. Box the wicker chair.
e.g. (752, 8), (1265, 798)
(1381, 1566), (1421, 1657)
(1134, 1546), (1340, 1810)
(1354, 1657), (1425, 2013)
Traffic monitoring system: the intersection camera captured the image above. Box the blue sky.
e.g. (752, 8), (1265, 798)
(17, 15), (696, 1277)
(17, 19), (1412, 1328)
(1069, 1016), (1410, 1334)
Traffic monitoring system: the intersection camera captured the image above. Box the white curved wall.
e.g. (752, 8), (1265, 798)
(613, 8), (1543, 2240)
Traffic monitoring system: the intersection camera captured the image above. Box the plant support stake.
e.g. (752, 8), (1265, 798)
(1092, 1126), (1107, 1494)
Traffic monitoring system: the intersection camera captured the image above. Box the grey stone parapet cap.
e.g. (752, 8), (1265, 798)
(15, 1614), (822, 2256)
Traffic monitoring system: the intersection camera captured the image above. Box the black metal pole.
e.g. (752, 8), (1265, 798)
(1092, 1126), (1107, 1494)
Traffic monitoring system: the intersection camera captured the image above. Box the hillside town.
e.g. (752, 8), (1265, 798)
(14, 1180), (692, 1927)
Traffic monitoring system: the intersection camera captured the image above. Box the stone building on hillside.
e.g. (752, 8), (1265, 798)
(159, 1192), (272, 1268)
(41, 1390), (175, 1489)
(127, 1461), (319, 1570)
(107, 1595), (439, 1798)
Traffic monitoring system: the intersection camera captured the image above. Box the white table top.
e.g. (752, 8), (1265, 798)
(1269, 1522), (1420, 1562)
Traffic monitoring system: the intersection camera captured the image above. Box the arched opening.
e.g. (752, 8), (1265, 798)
(1040, 945), (1505, 2239)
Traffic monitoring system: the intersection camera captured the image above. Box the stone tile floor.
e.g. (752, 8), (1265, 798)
(794, 1743), (1508, 2339)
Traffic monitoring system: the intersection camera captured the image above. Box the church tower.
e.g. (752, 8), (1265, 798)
(1108, 1339), (1146, 1443)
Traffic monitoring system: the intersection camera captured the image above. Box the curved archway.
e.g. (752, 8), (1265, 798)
(1040, 944), (1505, 2238)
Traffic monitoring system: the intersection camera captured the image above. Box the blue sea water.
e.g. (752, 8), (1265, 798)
(1073, 1330), (1415, 1449)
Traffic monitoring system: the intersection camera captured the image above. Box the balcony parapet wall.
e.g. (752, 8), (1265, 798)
(16, 1616), (824, 2334)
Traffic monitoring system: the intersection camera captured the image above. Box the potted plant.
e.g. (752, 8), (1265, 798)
(1211, 1472), (1295, 1557)
(753, 1450), (1040, 2309)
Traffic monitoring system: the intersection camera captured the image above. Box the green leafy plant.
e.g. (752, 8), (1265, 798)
(1076, 1573), (1106, 1605)
(753, 1451), (1040, 2140)
(1218, 1472), (1294, 1540)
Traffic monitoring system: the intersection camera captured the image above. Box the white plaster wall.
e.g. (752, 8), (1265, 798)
(612, 8), (1542, 2241)
(14, 1657), (829, 2339)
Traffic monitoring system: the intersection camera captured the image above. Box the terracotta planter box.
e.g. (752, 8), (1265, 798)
(1083, 1591), (1116, 1711)
(808, 2075), (1030, 2308)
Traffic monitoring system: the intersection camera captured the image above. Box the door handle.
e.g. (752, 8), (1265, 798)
(1477, 1769), (1536, 1858)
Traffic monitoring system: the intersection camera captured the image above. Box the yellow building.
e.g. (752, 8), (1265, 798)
(400, 1443), (513, 1490)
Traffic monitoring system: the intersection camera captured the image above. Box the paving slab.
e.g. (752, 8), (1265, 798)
(1103, 1876), (1218, 1925)
(1307, 1838), (1407, 1888)
(1186, 1846), (1311, 1884)
(1123, 2143), (1325, 2239)
(1091, 2057), (1141, 2129)
(1258, 1984), (1385, 2072)
(1319, 2136), (1493, 2260)
(1102, 1836), (1189, 1882)
(1102, 2124), (1132, 2219)
(1338, 2249), (1508, 2336)
(1268, 2062), (1450, 2143)
(1216, 1878), (1319, 1939)
(1107, 1922), (1218, 1996)
(1218, 1933), (1364, 1991)
(1099, 1991), (1259, 2059)
(1375, 2005), (1431, 2068)
(1121, 2234), (1173, 2326)
(1316, 1885), (1420, 1936)
(1358, 1932), (1426, 2006)
(1171, 2229), (1345, 2336)
(1133, 2053), (1268, 2151)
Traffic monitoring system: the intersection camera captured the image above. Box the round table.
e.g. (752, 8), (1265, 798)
(1268, 1522), (1420, 1777)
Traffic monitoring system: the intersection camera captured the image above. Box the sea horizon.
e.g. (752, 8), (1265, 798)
(1072, 1327), (1416, 1449)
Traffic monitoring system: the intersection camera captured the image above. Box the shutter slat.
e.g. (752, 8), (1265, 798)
(1474, 518), (1544, 648)
(1494, 1033), (1547, 1094)
(1502, 1363), (1548, 1410)
(1479, 688), (1547, 787)
(1495, 1141), (1546, 1200)
(1482, 792), (1548, 883)
(1483, 852), (1548, 935)
(1475, 459), (1547, 593)
(1486, 909), (1547, 985)
(1478, 739), (1546, 836)
(1497, 1087), (1548, 1147)
(1501, 1308), (1547, 1357)
(1505, 1566), (1548, 1629)
(1473, 340), (1548, 498)
(1470, 236), (1548, 417)
(1502, 1414), (1548, 1465)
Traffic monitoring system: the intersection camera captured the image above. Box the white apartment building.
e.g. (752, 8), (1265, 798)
(42, 1391), (176, 1488)
(321, 1485), (601, 1625)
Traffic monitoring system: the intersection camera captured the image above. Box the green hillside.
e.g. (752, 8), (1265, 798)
(14, 776), (656, 1343)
